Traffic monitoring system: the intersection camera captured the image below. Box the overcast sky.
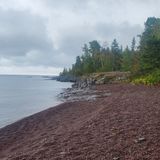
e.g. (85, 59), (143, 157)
(0, 0), (159, 75)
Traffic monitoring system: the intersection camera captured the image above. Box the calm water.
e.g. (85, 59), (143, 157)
(0, 75), (72, 128)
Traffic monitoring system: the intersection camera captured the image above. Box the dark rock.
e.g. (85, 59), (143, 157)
(57, 75), (79, 82)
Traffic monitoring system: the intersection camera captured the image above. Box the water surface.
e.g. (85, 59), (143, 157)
(0, 75), (72, 128)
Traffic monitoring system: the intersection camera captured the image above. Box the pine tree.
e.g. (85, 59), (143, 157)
(111, 39), (122, 71)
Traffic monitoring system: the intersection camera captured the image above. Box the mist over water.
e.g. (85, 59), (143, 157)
(0, 75), (72, 128)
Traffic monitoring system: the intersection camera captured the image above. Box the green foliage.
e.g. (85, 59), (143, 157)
(71, 40), (112, 76)
(131, 37), (136, 52)
(61, 39), (136, 77)
(60, 17), (160, 86)
(131, 51), (140, 73)
(132, 69), (160, 85)
(140, 17), (160, 71)
(111, 39), (122, 71)
(121, 46), (132, 71)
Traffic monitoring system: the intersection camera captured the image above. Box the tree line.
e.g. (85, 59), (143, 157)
(60, 17), (160, 77)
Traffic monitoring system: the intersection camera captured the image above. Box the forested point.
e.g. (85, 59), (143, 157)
(60, 17), (160, 85)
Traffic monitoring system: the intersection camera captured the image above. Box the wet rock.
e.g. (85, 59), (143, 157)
(58, 86), (111, 102)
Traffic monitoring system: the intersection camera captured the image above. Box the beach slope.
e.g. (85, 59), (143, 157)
(0, 84), (160, 159)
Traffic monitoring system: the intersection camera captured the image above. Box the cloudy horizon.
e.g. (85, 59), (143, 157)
(0, 0), (159, 75)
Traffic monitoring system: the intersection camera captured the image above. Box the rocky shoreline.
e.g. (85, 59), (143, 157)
(57, 71), (130, 86)
(1, 83), (160, 159)
(57, 71), (130, 102)
(58, 85), (112, 102)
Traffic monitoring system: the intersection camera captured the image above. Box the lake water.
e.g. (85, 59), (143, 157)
(0, 75), (72, 128)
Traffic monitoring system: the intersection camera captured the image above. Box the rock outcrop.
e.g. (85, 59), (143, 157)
(72, 72), (130, 89)
(56, 74), (79, 82)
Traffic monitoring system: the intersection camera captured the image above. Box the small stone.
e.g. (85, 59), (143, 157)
(60, 151), (66, 155)
(113, 157), (120, 160)
(135, 137), (146, 143)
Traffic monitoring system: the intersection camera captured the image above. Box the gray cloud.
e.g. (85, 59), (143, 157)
(0, 0), (159, 74)
(0, 9), (56, 69)
(95, 22), (143, 47)
(0, 9), (52, 56)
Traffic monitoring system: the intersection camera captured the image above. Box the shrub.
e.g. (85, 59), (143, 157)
(132, 69), (160, 85)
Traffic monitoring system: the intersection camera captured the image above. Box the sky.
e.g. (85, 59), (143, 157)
(0, 0), (159, 75)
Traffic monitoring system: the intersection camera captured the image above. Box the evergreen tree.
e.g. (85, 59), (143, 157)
(122, 46), (132, 71)
(131, 37), (136, 52)
(140, 17), (160, 71)
(81, 44), (94, 73)
(111, 39), (122, 71)
(89, 40), (102, 72)
(60, 17), (160, 78)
